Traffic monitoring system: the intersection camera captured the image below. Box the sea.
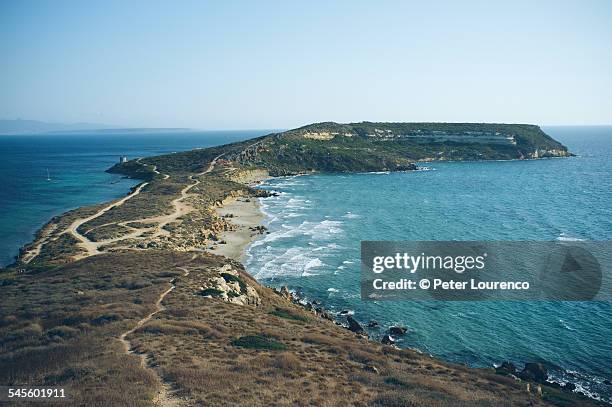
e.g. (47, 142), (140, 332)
(0, 126), (610, 401)
(244, 126), (612, 402)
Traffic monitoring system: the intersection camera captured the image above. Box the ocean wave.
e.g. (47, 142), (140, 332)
(556, 233), (585, 242)
(559, 319), (576, 331)
(342, 211), (360, 219)
(249, 246), (328, 279)
(305, 258), (323, 270)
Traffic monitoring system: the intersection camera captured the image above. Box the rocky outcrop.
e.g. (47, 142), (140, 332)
(347, 316), (366, 335)
(495, 361), (517, 376)
(389, 326), (408, 335)
(199, 264), (260, 306)
(227, 168), (270, 184)
(518, 363), (548, 383)
(381, 335), (395, 345)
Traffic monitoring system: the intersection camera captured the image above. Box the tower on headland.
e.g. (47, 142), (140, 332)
(119, 156), (128, 163)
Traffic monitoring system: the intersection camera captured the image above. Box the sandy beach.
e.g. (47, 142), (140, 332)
(212, 197), (265, 262)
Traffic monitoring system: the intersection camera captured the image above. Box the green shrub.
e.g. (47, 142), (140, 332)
(200, 288), (224, 297)
(91, 314), (120, 326)
(47, 325), (80, 339)
(231, 335), (287, 351)
(269, 308), (309, 322)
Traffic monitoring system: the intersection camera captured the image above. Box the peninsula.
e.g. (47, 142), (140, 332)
(2, 122), (593, 406)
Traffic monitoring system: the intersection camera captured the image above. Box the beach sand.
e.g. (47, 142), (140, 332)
(212, 197), (265, 262)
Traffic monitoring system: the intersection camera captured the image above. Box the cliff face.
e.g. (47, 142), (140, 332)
(226, 122), (570, 175)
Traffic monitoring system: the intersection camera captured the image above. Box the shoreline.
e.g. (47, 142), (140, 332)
(212, 196), (265, 262)
(227, 174), (608, 404)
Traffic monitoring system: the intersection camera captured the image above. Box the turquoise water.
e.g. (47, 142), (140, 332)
(245, 126), (612, 401)
(0, 130), (269, 266)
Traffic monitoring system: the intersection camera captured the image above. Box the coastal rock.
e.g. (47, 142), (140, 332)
(495, 361), (517, 376)
(389, 326), (408, 335)
(562, 382), (576, 392)
(367, 320), (379, 328)
(346, 316), (366, 335)
(200, 264), (260, 306)
(381, 335), (395, 345)
(320, 311), (333, 321)
(279, 285), (291, 299)
(519, 363), (548, 383)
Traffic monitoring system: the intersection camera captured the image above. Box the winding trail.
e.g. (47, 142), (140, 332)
(21, 224), (57, 264)
(65, 181), (150, 258)
(118, 265), (191, 407)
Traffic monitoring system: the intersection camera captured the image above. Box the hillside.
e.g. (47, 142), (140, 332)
(109, 122), (570, 177)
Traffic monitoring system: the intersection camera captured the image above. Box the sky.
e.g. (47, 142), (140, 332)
(1, 0), (611, 129)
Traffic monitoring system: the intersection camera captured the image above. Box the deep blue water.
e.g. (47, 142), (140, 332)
(245, 126), (612, 401)
(0, 130), (269, 266)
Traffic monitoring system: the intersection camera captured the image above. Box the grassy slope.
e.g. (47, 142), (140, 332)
(1, 252), (597, 406)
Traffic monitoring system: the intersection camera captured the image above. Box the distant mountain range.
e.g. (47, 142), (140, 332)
(0, 119), (191, 135)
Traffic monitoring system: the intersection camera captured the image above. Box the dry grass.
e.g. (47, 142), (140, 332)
(1, 251), (597, 406)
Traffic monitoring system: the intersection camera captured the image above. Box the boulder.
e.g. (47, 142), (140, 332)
(363, 365), (379, 374)
(381, 335), (395, 345)
(279, 286), (291, 299)
(519, 363), (548, 383)
(562, 382), (576, 392)
(346, 316), (366, 335)
(495, 361), (517, 376)
(389, 326), (408, 335)
(367, 320), (379, 328)
(320, 311), (333, 321)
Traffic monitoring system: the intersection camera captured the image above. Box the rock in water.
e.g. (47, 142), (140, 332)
(367, 320), (379, 328)
(562, 382), (576, 392)
(495, 361), (517, 376)
(389, 326), (408, 335)
(347, 316), (366, 335)
(519, 363), (548, 383)
(381, 335), (395, 345)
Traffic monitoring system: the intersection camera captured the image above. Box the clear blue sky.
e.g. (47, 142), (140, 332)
(1, 0), (611, 129)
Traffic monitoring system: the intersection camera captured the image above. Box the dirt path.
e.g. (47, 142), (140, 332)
(65, 181), (150, 258)
(21, 224), (58, 264)
(118, 266), (191, 407)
